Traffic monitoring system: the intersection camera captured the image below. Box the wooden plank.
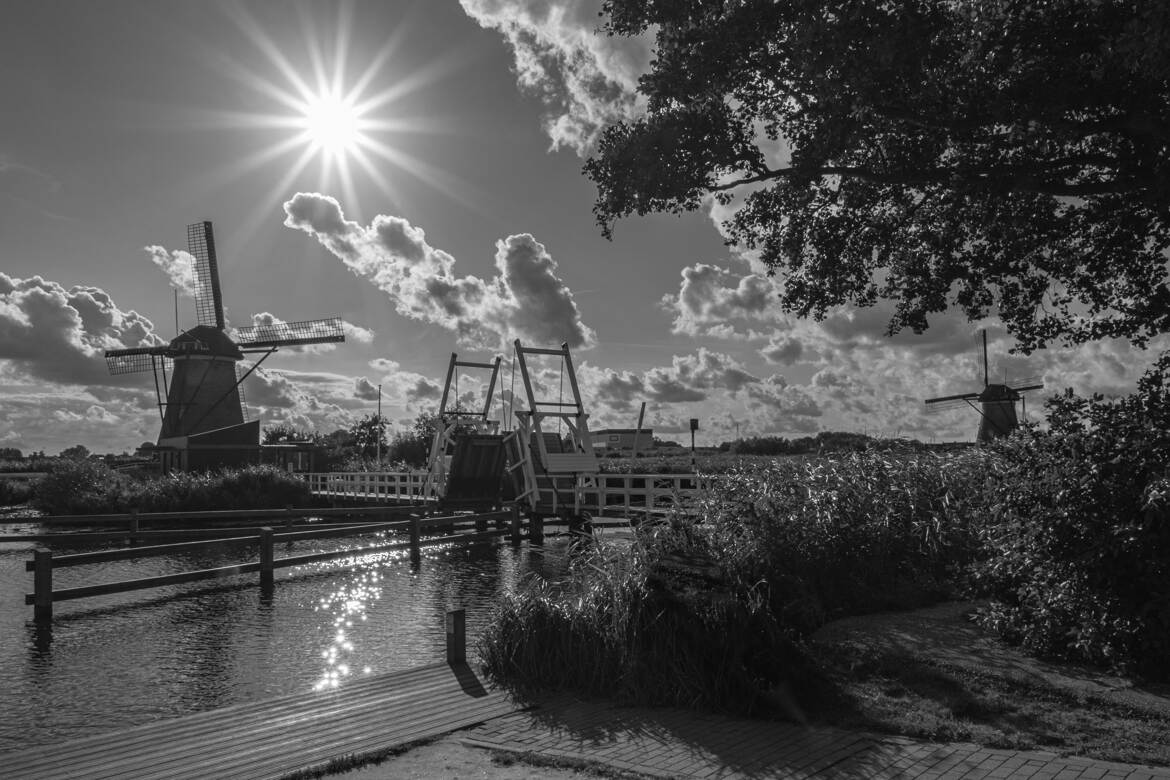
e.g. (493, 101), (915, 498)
(3, 663), (515, 780)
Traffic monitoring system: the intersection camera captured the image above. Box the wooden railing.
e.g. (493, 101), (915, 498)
(26, 509), (519, 620)
(305, 471), (712, 517)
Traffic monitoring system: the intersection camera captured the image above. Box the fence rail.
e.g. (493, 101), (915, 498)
(306, 470), (712, 516)
(25, 510), (518, 620)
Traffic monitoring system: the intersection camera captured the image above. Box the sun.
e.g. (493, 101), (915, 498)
(299, 91), (364, 159)
(205, 3), (475, 224)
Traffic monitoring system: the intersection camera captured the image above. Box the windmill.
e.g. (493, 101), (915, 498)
(924, 330), (1044, 442)
(104, 221), (345, 471)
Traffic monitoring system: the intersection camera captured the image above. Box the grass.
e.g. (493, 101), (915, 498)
(808, 629), (1170, 766)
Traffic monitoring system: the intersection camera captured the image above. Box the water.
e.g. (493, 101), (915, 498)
(0, 522), (570, 755)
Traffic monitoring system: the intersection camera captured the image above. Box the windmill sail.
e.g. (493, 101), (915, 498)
(187, 221), (226, 330)
(235, 317), (345, 349)
(105, 346), (168, 375)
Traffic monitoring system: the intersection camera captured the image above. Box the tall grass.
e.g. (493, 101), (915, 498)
(702, 449), (996, 632)
(479, 527), (817, 715)
(481, 448), (992, 712)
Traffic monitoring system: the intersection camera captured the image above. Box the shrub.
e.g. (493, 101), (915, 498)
(31, 458), (138, 514)
(0, 478), (34, 506)
(31, 462), (316, 514)
(968, 353), (1170, 678)
(134, 465), (314, 512)
(700, 449), (994, 633)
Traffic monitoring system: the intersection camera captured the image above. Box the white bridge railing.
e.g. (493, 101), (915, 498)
(304, 471), (712, 517)
(306, 471), (437, 501)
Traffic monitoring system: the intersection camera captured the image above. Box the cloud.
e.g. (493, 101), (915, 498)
(354, 377), (380, 401)
(459, 0), (651, 154)
(145, 246), (197, 297)
(665, 264), (777, 337)
(0, 273), (164, 385)
(283, 192), (595, 350)
(760, 335), (805, 365)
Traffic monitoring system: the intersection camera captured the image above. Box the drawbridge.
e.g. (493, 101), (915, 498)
(307, 342), (705, 528)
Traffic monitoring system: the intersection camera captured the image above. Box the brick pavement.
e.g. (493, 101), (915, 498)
(462, 695), (1170, 780)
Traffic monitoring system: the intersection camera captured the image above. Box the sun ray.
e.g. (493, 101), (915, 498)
(195, 4), (481, 221)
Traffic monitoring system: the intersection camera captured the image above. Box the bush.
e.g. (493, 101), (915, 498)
(133, 465), (314, 512)
(0, 478), (34, 506)
(32, 459), (138, 514)
(701, 449), (994, 633)
(31, 462), (315, 514)
(968, 353), (1170, 678)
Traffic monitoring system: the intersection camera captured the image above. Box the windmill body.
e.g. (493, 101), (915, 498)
(105, 221), (345, 472)
(158, 325), (246, 440)
(925, 331), (1042, 443)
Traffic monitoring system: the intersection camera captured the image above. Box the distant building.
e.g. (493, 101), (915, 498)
(592, 428), (654, 456)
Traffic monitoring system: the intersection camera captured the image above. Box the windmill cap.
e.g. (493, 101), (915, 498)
(168, 324), (243, 359)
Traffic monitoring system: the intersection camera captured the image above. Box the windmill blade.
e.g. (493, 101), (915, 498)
(105, 346), (168, 375)
(925, 391), (979, 405)
(187, 221), (226, 330)
(234, 317), (346, 349)
(1012, 383), (1045, 394)
(1006, 374), (1044, 388)
(924, 397), (976, 414)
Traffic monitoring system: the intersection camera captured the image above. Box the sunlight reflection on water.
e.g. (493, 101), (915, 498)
(0, 529), (571, 754)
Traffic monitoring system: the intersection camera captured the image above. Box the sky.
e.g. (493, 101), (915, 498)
(1, 0), (1163, 456)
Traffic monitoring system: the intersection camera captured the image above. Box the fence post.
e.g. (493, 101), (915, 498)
(509, 503), (522, 545)
(33, 548), (53, 621)
(259, 527), (274, 591)
(129, 509), (139, 535)
(446, 608), (466, 665)
(284, 504), (294, 529)
(475, 512), (488, 533)
(410, 516), (421, 566)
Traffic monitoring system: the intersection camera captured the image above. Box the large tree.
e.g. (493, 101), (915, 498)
(586, 0), (1170, 352)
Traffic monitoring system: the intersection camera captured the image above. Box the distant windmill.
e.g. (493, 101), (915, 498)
(924, 330), (1044, 442)
(104, 221), (345, 470)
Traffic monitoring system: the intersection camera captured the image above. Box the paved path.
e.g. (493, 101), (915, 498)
(463, 695), (1170, 780)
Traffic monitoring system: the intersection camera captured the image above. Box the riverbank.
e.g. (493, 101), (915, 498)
(317, 601), (1170, 780)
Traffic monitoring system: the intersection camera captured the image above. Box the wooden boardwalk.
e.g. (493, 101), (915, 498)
(3, 662), (516, 780)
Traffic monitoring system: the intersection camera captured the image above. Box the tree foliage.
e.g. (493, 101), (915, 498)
(586, 0), (1170, 351)
(348, 414), (388, 457)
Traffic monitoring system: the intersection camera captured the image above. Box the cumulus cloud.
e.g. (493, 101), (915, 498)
(283, 192), (595, 350)
(0, 273), (163, 385)
(665, 264), (777, 337)
(459, 0), (652, 154)
(145, 245), (196, 297)
(354, 376), (380, 401)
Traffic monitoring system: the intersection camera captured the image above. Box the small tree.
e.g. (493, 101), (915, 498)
(60, 444), (91, 460)
(349, 414), (388, 458)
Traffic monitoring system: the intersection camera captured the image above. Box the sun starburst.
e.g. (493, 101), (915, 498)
(196, 4), (479, 234)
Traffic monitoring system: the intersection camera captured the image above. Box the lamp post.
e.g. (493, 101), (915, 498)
(375, 383), (382, 466)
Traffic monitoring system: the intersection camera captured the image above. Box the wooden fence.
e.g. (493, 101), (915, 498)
(25, 509), (520, 620)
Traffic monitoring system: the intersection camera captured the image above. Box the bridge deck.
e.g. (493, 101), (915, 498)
(3, 662), (515, 780)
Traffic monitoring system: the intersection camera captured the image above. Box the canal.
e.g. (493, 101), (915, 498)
(0, 520), (570, 755)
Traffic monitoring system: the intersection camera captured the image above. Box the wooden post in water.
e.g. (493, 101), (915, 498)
(33, 548), (53, 621)
(475, 513), (488, 533)
(259, 527), (274, 591)
(529, 512), (544, 544)
(409, 517), (421, 566)
(446, 608), (466, 665)
(509, 503), (522, 545)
